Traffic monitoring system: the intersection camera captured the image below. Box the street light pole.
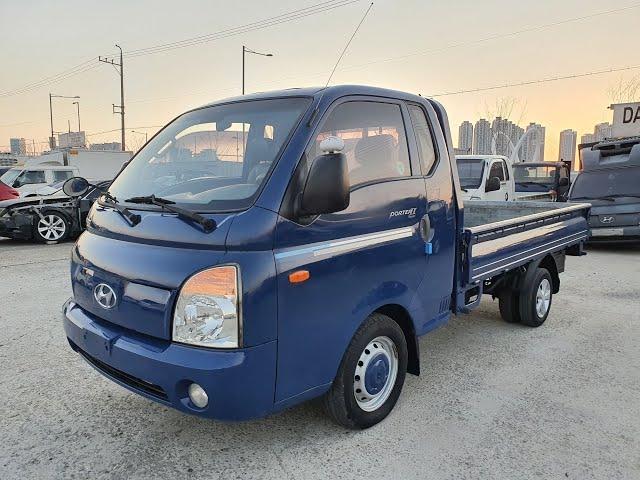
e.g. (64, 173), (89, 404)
(131, 130), (148, 143)
(72, 101), (81, 132)
(242, 45), (273, 95)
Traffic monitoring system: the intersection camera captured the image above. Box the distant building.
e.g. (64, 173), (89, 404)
(558, 129), (577, 163)
(10, 138), (26, 155)
(594, 122), (612, 141)
(90, 142), (122, 151)
(580, 133), (596, 145)
(58, 131), (86, 149)
(473, 119), (492, 155)
(458, 121), (473, 154)
(491, 117), (524, 158)
(0, 153), (20, 166)
(521, 123), (546, 162)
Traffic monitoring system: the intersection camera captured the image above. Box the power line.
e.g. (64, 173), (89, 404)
(0, 0), (361, 98)
(124, 0), (362, 58)
(429, 64), (640, 97)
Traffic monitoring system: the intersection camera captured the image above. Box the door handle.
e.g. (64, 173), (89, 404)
(419, 214), (431, 241)
(420, 214), (433, 255)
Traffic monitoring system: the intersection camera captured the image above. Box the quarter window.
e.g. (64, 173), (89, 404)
(408, 105), (437, 175)
(501, 160), (510, 180)
(53, 170), (74, 182)
(489, 162), (505, 181)
(309, 101), (411, 186)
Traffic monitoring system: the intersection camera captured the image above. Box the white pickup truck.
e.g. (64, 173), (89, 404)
(455, 155), (515, 201)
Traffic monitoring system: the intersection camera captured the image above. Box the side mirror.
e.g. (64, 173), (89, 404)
(13, 179), (22, 188)
(63, 177), (91, 197)
(485, 176), (501, 192)
(558, 177), (569, 187)
(299, 153), (350, 216)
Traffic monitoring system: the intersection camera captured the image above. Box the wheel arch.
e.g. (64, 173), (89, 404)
(538, 254), (560, 294)
(373, 304), (420, 376)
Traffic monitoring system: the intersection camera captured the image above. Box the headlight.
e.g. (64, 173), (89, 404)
(172, 265), (240, 348)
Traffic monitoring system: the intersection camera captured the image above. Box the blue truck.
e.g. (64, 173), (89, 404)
(62, 86), (590, 429)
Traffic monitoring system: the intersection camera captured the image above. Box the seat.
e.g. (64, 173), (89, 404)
(351, 134), (397, 185)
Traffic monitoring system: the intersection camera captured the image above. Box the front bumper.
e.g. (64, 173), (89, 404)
(63, 300), (277, 421)
(0, 215), (33, 240)
(589, 225), (640, 242)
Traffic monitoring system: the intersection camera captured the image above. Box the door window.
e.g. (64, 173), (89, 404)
(309, 101), (411, 186)
(489, 162), (505, 181)
(17, 170), (45, 185)
(407, 105), (437, 175)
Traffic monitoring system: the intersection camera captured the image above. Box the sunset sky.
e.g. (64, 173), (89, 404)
(1, 0), (639, 159)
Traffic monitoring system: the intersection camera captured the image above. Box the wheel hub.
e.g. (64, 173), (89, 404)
(536, 278), (551, 318)
(353, 336), (398, 412)
(37, 215), (66, 241)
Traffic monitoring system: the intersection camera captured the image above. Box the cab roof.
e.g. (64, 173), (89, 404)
(202, 85), (427, 108)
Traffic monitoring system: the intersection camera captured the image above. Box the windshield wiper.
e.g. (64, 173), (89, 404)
(100, 192), (141, 226)
(125, 195), (216, 233)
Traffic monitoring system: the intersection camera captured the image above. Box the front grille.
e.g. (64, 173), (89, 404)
(73, 342), (168, 401)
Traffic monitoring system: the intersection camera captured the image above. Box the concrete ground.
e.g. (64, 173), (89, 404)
(0, 238), (638, 480)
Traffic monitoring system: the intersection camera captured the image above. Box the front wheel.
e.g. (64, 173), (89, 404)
(34, 212), (70, 244)
(323, 313), (407, 429)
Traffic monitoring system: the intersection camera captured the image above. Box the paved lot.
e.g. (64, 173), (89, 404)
(0, 238), (638, 479)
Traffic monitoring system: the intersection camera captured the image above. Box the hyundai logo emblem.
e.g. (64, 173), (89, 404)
(600, 216), (615, 224)
(94, 283), (117, 309)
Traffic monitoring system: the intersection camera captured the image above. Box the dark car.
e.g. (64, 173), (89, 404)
(513, 162), (571, 202)
(0, 181), (110, 243)
(570, 137), (640, 242)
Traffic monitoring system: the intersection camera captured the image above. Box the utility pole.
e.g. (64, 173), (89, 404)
(99, 44), (125, 151)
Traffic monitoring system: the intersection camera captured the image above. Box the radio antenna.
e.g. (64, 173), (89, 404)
(324, 2), (374, 88)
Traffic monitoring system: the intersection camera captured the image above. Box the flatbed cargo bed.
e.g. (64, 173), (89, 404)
(459, 201), (590, 299)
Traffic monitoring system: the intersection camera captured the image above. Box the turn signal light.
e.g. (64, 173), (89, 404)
(289, 270), (310, 284)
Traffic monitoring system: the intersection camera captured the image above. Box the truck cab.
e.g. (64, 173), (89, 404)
(0, 165), (79, 197)
(61, 86), (588, 429)
(570, 137), (640, 241)
(456, 155), (514, 201)
(513, 162), (571, 202)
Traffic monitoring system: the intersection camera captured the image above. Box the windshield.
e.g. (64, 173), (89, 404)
(108, 98), (310, 211)
(570, 166), (640, 200)
(0, 168), (23, 187)
(514, 165), (557, 191)
(456, 159), (484, 189)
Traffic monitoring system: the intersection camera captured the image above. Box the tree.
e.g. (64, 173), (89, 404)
(608, 75), (640, 104)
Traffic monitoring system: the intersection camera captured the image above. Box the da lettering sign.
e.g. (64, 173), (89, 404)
(610, 102), (640, 138)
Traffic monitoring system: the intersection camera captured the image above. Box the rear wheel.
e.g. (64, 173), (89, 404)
(323, 313), (407, 429)
(498, 292), (521, 323)
(34, 212), (69, 244)
(518, 268), (553, 327)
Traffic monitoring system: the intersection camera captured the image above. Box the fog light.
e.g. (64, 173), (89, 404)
(188, 383), (209, 408)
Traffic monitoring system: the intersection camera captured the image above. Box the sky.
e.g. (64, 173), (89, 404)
(1, 0), (639, 159)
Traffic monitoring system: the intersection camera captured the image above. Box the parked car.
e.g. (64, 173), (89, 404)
(570, 137), (640, 242)
(0, 165), (79, 197)
(456, 155), (515, 201)
(513, 162), (571, 201)
(24, 180), (66, 197)
(0, 180), (110, 243)
(61, 86), (589, 429)
(0, 167), (11, 176)
(0, 180), (20, 201)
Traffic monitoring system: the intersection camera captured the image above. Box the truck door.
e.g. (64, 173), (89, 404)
(501, 158), (514, 201)
(486, 160), (508, 201)
(274, 99), (429, 402)
(406, 103), (457, 330)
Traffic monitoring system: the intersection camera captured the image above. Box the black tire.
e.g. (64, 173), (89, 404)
(518, 267), (553, 327)
(498, 292), (521, 323)
(323, 313), (408, 429)
(33, 211), (70, 244)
